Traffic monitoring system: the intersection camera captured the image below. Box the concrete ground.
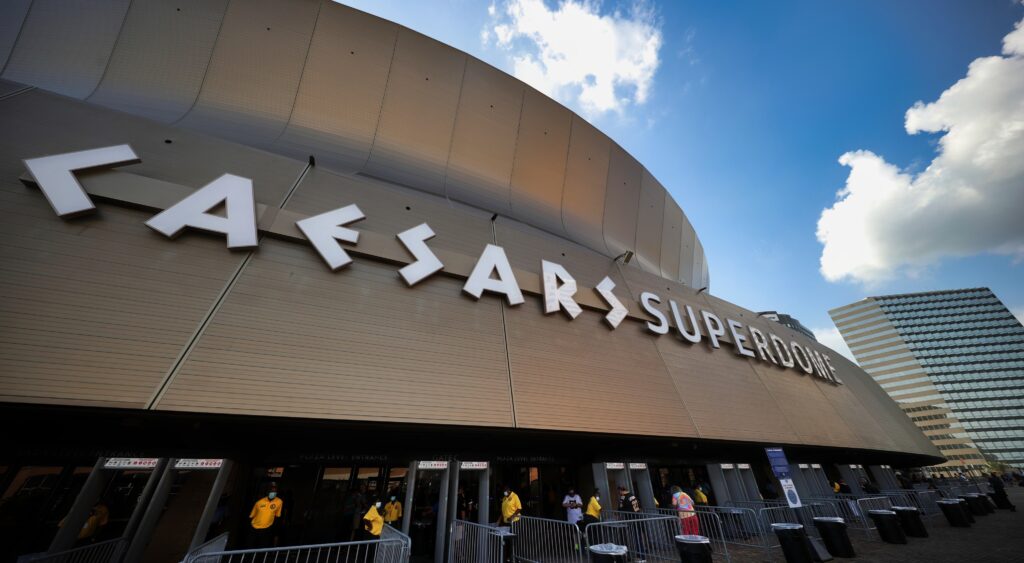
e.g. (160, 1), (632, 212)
(727, 487), (1023, 562)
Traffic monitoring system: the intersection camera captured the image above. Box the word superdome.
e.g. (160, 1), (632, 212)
(24, 145), (841, 386)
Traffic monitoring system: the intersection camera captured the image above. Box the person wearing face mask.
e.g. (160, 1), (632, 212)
(248, 485), (283, 548)
(360, 496), (384, 558)
(582, 488), (602, 528)
(500, 485), (522, 524)
(383, 493), (403, 525)
(562, 487), (583, 525)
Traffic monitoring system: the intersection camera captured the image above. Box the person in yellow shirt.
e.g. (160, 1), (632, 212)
(383, 494), (403, 525)
(582, 488), (602, 528)
(832, 481), (841, 494)
(693, 485), (709, 505)
(361, 497), (385, 559)
(500, 485), (522, 524)
(249, 487), (283, 548)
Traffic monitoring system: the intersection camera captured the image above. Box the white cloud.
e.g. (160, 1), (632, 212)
(812, 326), (857, 364)
(817, 17), (1024, 284)
(483, 0), (662, 116)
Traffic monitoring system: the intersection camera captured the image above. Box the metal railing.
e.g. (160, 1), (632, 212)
(696, 505), (766, 554)
(26, 538), (127, 563)
(509, 515), (585, 562)
(448, 520), (505, 563)
(802, 495), (872, 536)
(584, 515), (681, 562)
(912, 490), (942, 517)
(182, 533), (229, 562)
(650, 508), (732, 562)
(724, 499), (785, 511)
(182, 537), (409, 563)
(379, 525), (412, 562)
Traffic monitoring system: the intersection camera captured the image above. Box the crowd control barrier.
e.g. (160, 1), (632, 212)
(448, 520), (504, 563)
(589, 514), (730, 562)
(182, 533), (229, 562)
(25, 538), (128, 563)
(509, 515), (585, 562)
(182, 536), (409, 563)
(802, 495), (873, 537)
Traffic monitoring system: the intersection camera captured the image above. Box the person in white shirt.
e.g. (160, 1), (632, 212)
(562, 487), (584, 524)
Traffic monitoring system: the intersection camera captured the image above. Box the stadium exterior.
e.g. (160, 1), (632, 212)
(0, 1), (941, 562)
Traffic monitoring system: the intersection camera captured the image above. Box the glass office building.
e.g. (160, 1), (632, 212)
(830, 288), (1024, 474)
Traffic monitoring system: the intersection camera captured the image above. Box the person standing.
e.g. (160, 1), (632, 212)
(562, 487), (583, 525)
(248, 486), (283, 548)
(582, 488), (602, 528)
(693, 485), (709, 506)
(988, 472), (1017, 511)
(383, 493), (403, 526)
(671, 486), (699, 535)
(618, 486), (641, 513)
(360, 497), (384, 559)
(500, 485), (522, 524)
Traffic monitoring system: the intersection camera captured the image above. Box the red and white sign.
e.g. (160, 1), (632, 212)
(175, 459), (224, 470)
(104, 458), (159, 469)
(417, 461), (449, 470)
(460, 461), (488, 470)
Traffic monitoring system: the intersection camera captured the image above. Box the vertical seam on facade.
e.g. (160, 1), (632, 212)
(493, 219), (517, 427)
(361, 27), (401, 171)
(169, 0), (233, 126)
(504, 87), (527, 216)
(0, 0), (35, 76)
(597, 141), (614, 257)
(440, 55), (469, 204)
(83, 0), (135, 101)
(270, 0), (322, 145)
(557, 115), (575, 237)
(145, 162), (313, 409)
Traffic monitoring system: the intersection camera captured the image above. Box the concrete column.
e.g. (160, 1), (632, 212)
(122, 459), (169, 543)
(477, 466), (490, 525)
(123, 459), (177, 563)
(188, 460), (233, 550)
(48, 458), (111, 553)
(401, 462), (417, 535)
(434, 465), (451, 563)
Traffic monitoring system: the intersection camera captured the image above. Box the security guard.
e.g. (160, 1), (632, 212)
(383, 494), (403, 525)
(582, 488), (602, 527)
(500, 485), (522, 524)
(249, 486), (283, 548)
(361, 497), (385, 559)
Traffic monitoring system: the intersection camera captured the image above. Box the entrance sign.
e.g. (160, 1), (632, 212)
(417, 461), (449, 470)
(175, 459), (224, 470)
(21, 145), (845, 386)
(765, 447), (801, 508)
(104, 458), (159, 469)
(628, 463), (648, 470)
(604, 462), (625, 470)
(459, 461), (488, 470)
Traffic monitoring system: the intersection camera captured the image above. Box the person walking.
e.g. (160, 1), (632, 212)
(582, 488), (602, 528)
(671, 486), (699, 535)
(500, 485), (522, 524)
(360, 497), (384, 559)
(618, 486), (641, 513)
(988, 472), (1017, 511)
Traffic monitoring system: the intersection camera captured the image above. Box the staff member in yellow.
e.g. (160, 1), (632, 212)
(500, 485), (522, 524)
(361, 496), (385, 558)
(249, 486), (283, 548)
(383, 493), (403, 525)
(582, 488), (602, 529)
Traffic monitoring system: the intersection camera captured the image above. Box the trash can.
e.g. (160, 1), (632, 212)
(588, 543), (627, 562)
(813, 517), (855, 558)
(936, 499), (971, 527)
(675, 534), (713, 563)
(867, 510), (907, 545)
(771, 523), (815, 563)
(960, 495), (988, 517)
(891, 506), (928, 538)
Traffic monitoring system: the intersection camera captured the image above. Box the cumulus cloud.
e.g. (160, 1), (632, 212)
(484, 0), (662, 116)
(817, 17), (1024, 284)
(812, 326), (857, 364)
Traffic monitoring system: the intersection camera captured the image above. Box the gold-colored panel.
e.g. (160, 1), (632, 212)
(156, 240), (515, 427)
(446, 58), (523, 214)
(494, 218), (625, 289)
(678, 212), (696, 285)
(88, 0), (229, 123)
(508, 89), (572, 235)
(505, 305), (696, 437)
(659, 198), (683, 282)
(634, 170), (665, 275)
(276, 3), (398, 172)
(561, 116), (611, 254)
(602, 145), (642, 258)
(177, 0), (320, 144)
(364, 29), (466, 195)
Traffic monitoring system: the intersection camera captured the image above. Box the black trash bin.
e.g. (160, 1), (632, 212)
(960, 495), (988, 517)
(813, 517), (855, 558)
(675, 535), (713, 563)
(891, 506), (928, 538)
(867, 510), (907, 545)
(588, 543), (627, 562)
(936, 499), (971, 527)
(771, 523), (815, 563)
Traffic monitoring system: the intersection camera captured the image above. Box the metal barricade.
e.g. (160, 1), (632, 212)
(509, 515), (585, 562)
(26, 538), (128, 563)
(380, 525), (412, 562)
(803, 495), (872, 537)
(853, 496), (893, 540)
(584, 516), (680, 562)
(724, 499), (785, 511)
(183, 537), (408, 563)
(448, 520), (504, 563)
(182, 533), (229, 562)
(878, 490), (920, 510)
(913, 490), (942, 517)
(757, 503), (837, 539)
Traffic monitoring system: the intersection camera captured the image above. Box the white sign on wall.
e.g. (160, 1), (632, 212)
(460, 461), (488, 470)
(175, 459), (224, 470)
(104, 458), (159, 469)
(417, 461), (449, 470)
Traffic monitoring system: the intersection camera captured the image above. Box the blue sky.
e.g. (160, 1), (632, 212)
(339, 0), (1024, 358)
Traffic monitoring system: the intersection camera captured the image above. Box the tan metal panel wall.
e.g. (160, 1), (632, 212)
(445, 58), (523, 215)
(2, 0), (130, 99)
(691, 238), (705, 289)
(504, 305), (696, 437)
(0, 0), (31, 70)
(177, 0), (320, 145)
(677, 212), (696, 285)
(364, 29), (466, 195)
(156, 240), (515, 427)
(561, 116), (611, 255)
(659, 197), (683, 282)
(284, 167), (492, 259)
(634, 170), (665, 275)
(507, 89), (572, 235)
(602, 145), (642, 261)
(276, 3), (398, 171)
(88, 0), (229, 123)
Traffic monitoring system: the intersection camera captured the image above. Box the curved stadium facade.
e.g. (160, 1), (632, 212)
(0, 1), (941, 562)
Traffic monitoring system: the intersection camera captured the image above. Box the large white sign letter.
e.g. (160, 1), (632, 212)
(595, 277), (628, 329)
(397, 224), (444, 286)
(296, 204), (365, 270)
(462, 244), (524, 306)
(146, 174), (257, 249)
(23, 145), (139, 217)
(542, 260), (582, 319)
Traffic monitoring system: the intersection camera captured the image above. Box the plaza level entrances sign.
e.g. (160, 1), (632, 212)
(21, 145), (842, 385)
